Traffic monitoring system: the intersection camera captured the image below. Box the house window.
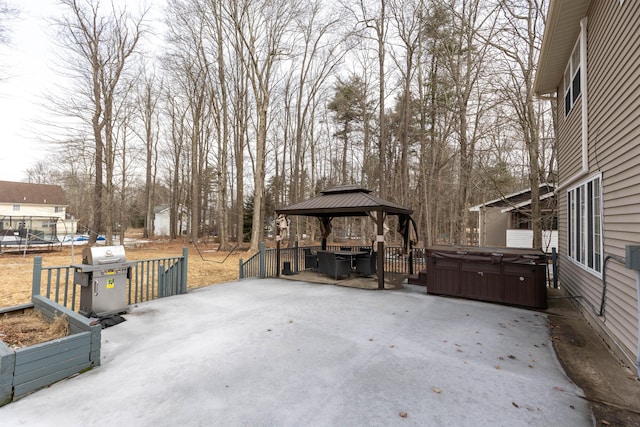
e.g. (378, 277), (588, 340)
(567, 175), (602, 274)
(564, 37), (581, 116)
(55, 206), (63, 213)
(13, 204), (20, 211)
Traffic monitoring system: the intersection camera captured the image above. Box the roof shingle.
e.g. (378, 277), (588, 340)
(0, 181), (67, 205)
(276, 186), (412, 217)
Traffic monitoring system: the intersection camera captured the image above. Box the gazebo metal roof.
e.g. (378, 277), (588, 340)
(275, 185), (413, 217)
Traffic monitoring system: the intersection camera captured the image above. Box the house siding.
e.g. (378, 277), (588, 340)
(557, 94), (583, 179)
(556, 0), (639, 367)
(0, 204), (65, 218)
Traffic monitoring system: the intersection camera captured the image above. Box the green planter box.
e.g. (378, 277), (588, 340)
(0, 296), (101, 406)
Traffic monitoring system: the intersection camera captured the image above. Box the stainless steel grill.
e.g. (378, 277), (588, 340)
(73, 245), (135, 317)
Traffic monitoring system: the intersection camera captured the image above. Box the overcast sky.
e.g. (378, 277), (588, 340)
(0, 1), (161, 183)
(0, 1), (61, 182)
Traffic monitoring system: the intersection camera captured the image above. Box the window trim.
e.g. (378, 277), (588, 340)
(564, 37), (582, 117)
(567, 174), (603, 277)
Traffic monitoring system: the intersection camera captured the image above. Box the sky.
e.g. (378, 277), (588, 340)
(0, 1), (60, 182)
(0, 1), (161, 183)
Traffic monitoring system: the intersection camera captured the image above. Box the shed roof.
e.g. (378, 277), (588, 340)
(0, 181), (67, 205)
(276, 186), (412, 217)
(469, 184), (555, 212)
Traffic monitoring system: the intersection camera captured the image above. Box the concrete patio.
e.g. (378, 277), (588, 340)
(0, 279), (593, 426)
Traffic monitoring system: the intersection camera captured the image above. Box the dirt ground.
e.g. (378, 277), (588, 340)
(0, 236), (245, 308)
(0, 309), (69, 349)
(546, 288), (640, 426)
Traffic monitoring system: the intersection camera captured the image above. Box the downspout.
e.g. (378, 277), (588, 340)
(599, 254), (624, 317)
(557, 17), (590, 192)
(636, 271), (640, 374)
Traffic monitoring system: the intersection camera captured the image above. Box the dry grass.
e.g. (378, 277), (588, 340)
(0, 234), (248, 309)
(0, 309), (69, 349)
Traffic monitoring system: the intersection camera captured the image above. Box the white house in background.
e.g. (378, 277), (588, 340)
(469, 184), (557, 252)
(154, 206), (171, 236)
(0, 180), (76, 242)
(153, 205), (188, 237)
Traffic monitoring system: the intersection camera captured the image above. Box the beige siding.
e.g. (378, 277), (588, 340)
(557, 0), (640, 366)
(557, 94), (583, 181)
(0, 203), (65, 219)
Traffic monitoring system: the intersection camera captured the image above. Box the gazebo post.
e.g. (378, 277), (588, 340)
(376, 211), (385, 290)
(276, 238), (281, 277)
(320, 217), (331, 250)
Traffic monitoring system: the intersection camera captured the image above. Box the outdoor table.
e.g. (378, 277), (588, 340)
(333, 251), (368, 270)
(334, 250), (368, 257)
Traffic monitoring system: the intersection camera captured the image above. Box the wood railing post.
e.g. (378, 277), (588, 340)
(182, 247), (189, 294)
(259, 242), (266, 278)
(158, 264), (165, 298)
(32, 256), (43, 298)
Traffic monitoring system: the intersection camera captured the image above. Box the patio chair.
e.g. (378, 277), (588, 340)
(317, 251), (331, 276)
(304, 248), (318, 270)
(355, 252), (377, 276)
(328, 253), (352, 280)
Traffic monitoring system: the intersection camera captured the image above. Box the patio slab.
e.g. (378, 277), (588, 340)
(0, 279), (592, 426)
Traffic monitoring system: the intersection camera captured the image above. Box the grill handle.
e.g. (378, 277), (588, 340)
(94, 280), (99, 296)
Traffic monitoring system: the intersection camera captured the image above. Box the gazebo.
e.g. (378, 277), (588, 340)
(275, 185), (417, 289)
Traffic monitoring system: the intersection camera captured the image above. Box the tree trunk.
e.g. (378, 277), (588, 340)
(250, 104), (268, 251)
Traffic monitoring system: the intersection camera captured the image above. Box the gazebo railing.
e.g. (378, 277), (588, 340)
(239, 242), (427, 279)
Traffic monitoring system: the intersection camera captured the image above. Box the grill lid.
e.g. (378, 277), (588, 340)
(82, 245), (127, 265)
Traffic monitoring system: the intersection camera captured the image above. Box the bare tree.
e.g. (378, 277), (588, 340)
(56, 0), (146, 244)
(165, 0), (216, 242)
(388, 0), (421, 206)
(207, 0), (231, 249)
(0, 1), (16, 79)
(288, 0), (344, 209)
(231, 0), (302, 252)
(491, 0), (549, 249)
(25, 161), (56, 184)
(0, 1), (18, 45)
(163, 89), (189, 239)
(414, 1), (457, 245)
(136, 72), (161, 239)
(35, 0), (552, 255)
(346, 0), (389, 198)
(442, 0), (497, 245)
